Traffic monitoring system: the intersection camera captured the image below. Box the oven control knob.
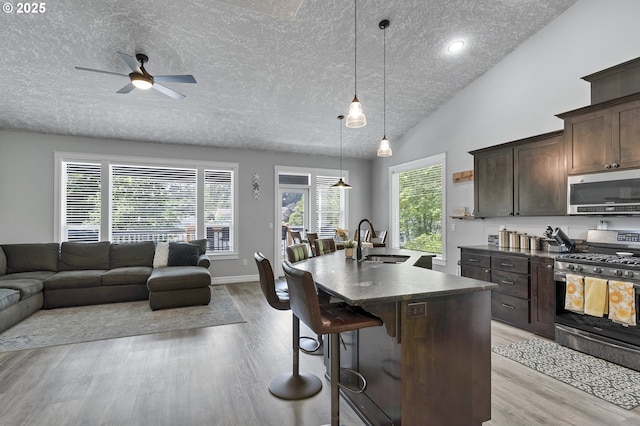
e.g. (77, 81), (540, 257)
(593, 267), (603, 273)
(612, 269), (623, 276)
(575, 265), (583, 272)
(624, 271), (634, 278)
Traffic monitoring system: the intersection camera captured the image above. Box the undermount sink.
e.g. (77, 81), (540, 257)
(363, 254), (410, 264)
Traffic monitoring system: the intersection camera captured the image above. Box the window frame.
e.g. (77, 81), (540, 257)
(389, 153), (447, 265)
(54, 151), (239, 259)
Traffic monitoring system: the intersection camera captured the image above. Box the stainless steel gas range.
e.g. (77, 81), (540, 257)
(554, 229), (640, 371)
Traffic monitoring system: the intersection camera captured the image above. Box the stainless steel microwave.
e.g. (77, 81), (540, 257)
(568, 169), (640, 215)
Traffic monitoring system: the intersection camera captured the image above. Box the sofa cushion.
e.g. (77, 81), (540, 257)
(0, 247), (6, 276)
(59, 242), (110, 271)
(44, 270), (105, 290)
(0, 288), (20, 311)
(0, 271), (57, 281)
(153, 242), (170, 268)
(101, 267), (153, 286)
(0, 279), (43, 299)
(110, 241), (155, 269)
(2, 243), (59, 273)
(168, 243), (200, 266)
(147, 266), (211, 291)
(189, 239), (207, 255)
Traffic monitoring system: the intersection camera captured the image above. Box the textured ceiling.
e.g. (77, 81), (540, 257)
(1, 0), (577, 158)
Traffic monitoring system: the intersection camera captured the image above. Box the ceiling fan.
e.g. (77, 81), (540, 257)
(75, 52), (197, 100)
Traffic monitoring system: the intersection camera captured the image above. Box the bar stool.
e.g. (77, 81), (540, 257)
(254, 252), (322, 400)
(282, 261), (383, 426)
(286, 243), (323, 355)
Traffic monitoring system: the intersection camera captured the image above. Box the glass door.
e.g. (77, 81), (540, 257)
(277, 187), (309, 276)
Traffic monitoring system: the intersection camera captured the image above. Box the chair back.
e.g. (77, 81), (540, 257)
(371, 230), (387, 247)
(286, 243), (310, 263)
(289, 230), (303, 245)
(353, 229), (370, 242)
(282, 261), (324, 334)
(314, 238), (336, 256)
(254, 252), (289, 311)
(306, 232), (319, 256)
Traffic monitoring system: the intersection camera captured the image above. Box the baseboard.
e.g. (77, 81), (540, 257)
(212, 274), (259, 285)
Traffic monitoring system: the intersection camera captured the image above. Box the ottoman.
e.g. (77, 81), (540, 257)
(147, 266), (211, 311)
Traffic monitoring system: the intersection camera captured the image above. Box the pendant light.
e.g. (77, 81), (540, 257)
(377, 19), (392, 157)
(332, 115), (351, 188)
(346, 0), (366, 128)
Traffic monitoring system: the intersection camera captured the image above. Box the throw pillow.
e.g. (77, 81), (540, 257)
(168, 243), (200, 266)
(153, 242), (170, 268)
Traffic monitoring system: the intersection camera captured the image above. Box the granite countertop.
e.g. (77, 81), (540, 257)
(293, 248), (497, 305)
(459, 245), (560, 260)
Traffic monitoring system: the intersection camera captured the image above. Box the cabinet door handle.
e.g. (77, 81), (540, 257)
(547, 264), (553, 269)
(501, 303), (515, 309)
(468, 258), (479, 262)
(500, 280), (515, 285)
(500, 262), (514, 267)
(485, 269), (490, 273)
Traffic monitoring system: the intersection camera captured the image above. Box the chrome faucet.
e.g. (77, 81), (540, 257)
(356, 218), (377, 263)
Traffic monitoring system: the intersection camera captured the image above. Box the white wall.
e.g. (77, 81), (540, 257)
(372, 0), (640, 274)
(0, 130), (372, 281)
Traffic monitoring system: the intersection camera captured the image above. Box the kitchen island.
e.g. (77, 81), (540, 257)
(293, 248), (497, 426)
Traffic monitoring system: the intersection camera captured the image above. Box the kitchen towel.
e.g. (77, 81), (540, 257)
(565, 274), (585, 314)
(608, 280), (637, 327)
(584, 276), (609, 317)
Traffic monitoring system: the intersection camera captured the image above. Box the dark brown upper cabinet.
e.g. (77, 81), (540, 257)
(557, 94), (640, 175)
(471, 130), (566, 218)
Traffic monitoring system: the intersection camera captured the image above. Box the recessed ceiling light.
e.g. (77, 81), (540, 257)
(447, 40), (465, 53)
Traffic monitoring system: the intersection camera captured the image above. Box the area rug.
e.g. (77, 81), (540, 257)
(0, 285), (245, 353)
(492, 339), (640, 410)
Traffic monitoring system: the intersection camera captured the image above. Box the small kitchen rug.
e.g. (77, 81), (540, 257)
(492, 339), (640, 410)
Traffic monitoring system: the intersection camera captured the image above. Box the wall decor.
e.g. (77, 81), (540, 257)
(252, 173), (260, 200)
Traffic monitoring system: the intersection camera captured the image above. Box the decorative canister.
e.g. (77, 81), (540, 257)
(499, 229), (509, 248)
(509, 232), (520, 249)
(520, 233), (530, 249)
(529, 237), (540, 251)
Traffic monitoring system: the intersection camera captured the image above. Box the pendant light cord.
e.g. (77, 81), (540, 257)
(383, 23), (386, 136)
(340, 118), (343, 175)
(354, 0), (357, 95)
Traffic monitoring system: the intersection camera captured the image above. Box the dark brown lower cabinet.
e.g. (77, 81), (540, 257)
(530, 258), (556, 339)
(460, 247), (556, 338)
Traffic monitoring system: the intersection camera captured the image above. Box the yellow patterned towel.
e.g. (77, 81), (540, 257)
(608, 281), (637, 326)
(584, 277), (608, 317)
(565, 274), (585, 314)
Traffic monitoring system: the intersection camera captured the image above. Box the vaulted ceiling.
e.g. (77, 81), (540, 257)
(1, 0), (577, 158)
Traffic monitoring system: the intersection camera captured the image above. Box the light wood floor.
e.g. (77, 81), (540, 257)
(1, 281), (639, 425)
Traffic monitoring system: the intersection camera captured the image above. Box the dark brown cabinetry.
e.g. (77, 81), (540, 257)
(530, 257), (556, 339)
(558, 95), (640, 175)
(471, 130), (565, 217)
(460, 247), (556, 337)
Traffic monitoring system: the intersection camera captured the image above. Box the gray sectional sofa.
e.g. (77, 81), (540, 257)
(0, 240), (212, 334)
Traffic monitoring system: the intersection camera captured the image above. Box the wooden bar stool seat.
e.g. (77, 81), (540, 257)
(282, 261), (383, 426)
(254, 252), (322, 400)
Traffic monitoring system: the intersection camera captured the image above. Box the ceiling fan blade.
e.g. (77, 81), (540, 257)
(152, 83), (186, 100)
(154, 75), (197, 84)
(117, 51), (141, 73)
(75, 66), (128, 77)
(116, 83), (135, 94)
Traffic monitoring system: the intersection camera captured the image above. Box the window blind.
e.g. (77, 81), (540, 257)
(315, 175), (344, 238)
(63, 162), (101, 242)
(110, 164), (197, 243)
(204, 169), (234, 252)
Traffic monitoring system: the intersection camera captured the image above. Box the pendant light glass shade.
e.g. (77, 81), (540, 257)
(332, 115), (351, 188)
(377, 19), (392, 157)
(346, 0), (366, 128)
(377, 135), (392, 157)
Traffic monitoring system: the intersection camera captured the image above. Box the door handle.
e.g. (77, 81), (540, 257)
(501, 303), (515, 309)
(500, 280), (515, 285)
(500, 263), (514, 267)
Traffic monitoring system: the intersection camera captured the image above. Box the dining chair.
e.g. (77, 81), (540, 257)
(314, 238), (336, 256)
(306, 232), (319, 256)
(371, 230), (387, 247)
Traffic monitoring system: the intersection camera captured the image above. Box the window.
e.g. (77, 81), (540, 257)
(56, 152), (237, 257)
(390, 153), (446, 262)
(315, 175), (346, 238)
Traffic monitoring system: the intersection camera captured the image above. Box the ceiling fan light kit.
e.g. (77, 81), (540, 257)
(75, 52), (196, 100)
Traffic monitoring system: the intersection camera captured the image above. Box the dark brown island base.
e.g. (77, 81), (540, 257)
(293, 248), (497, 426)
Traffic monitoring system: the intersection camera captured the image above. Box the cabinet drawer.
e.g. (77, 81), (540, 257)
(491, 270), (529, 299)
(491, 292), (529, 328)
(491, 255), (528, 274)
(461, 265), (491, 282)
(460, 252), (490, 268)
